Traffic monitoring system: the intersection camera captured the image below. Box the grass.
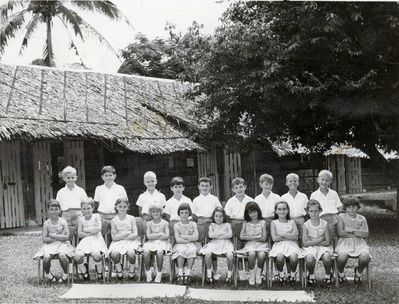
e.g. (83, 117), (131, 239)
(1, 211), (398, 304)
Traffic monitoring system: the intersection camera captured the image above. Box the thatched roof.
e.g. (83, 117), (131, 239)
(0, 63), (204, 154)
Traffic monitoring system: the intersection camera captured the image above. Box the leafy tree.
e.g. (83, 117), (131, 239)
(190, 1), (399, 183)
(0, 0), (126, 67)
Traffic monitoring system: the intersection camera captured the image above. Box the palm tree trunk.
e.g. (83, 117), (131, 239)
(45, 14), (54, 66)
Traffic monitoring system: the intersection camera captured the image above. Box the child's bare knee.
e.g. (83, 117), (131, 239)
(43, 254), (51, 262)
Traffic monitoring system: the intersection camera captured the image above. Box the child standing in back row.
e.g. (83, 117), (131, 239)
(310, 170), (342, 238)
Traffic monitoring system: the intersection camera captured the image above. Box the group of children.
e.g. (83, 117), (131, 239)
(34, 165), (371, 287)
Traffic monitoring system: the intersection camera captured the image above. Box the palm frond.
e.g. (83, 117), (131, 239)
(70, 0), (120, 19)
(19, 13), (40, 55)
(56, 3), (83, 40)
(0, 0), (26, 19)
(0, 9), (25, 53)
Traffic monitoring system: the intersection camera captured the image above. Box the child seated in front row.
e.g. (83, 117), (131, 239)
(172, 203), (201, 284)
(302, 200), (333, 285)
(143, 204), (172, 283)
(108, 198), (141, 280)
(34, 199), (74, 283)
(269, 201), (303, 284)
(235, 201), (269, 286)
(199, 207), (234, 283)
(335, 197), (370, 283)
(74, 198), (108, 281)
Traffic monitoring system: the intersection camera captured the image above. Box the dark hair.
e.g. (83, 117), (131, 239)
(114, 197), (130, 213)
(198, 176), (212, 186)
(101, 165), (116, 175)
(306, 199), (323, 212)
(342, 196), (361, 210)
(274, 200), (291, 220)
(212, 206), (228, 223)
(244, 201), (263, 221)
(231, 177), (246, 187)
(177, 203), (192, 216)
(47, 199), (61, 210)
(170, 176), (185, 187)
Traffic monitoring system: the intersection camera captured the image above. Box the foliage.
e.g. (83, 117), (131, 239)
(0, 0), (125, 66)
(189, 2), (399, 174)
(118, 22), (211, 81)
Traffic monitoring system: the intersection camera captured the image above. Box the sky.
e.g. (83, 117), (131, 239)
(0, 0), (231, 72)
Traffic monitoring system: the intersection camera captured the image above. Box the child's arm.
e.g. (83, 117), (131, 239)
(146, 222), (161, 240)
(302, 225), (324, 247)
(271, 221), (284, 242)
(174, 224), (188, 243)
(259, 221), (267, 242)
(110, 221), (129, 241)
(42, 223), (55, 243)
(208, 224), (224, 239)
(83, 215), (102, 234)
(353, 217), (369, 238)
(49, 220), (70, 242)
(279, 221), (299, 241)
(159, 221), (170, 240)
(184, 223), (199, 242)
(126, 217), (139, 240)
(221, 223), (233, 239)
(319, 225), (331, 246)
(239, 222), (249, 240)
(139, 207), (152, 221)
(337, 215), (355, 238)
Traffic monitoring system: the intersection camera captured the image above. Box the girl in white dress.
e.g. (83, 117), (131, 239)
(108, 198), (141, 280)
(235, 201), (269, 286)
(34, 199), (74, 283)
(73, 198), (108, 281)
(199, 206), (234, 283)
(269, 200), (303, 284)
(335, 196), (370, 283)
(143, 203), (172, 283)
(302, 200), (333, 285)
(172, 203), (201, 284)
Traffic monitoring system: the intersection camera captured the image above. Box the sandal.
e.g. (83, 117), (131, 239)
(323, 273), (334, 284)
(206, 276), (213, 284)
(46, 273), (58, 283)
(307, 275), (316, 285)
(274, 274), (285, 283)
(289, 275), (296, 285)
(183, 275), (191, 285)
(58, 274), (68, 283)
(128, 272), (136, 280)
(338, 275), (347, 283)
(80, 263), (90, 281)
(225, 276), (232, 283)
(95, 265), (103, 281)
(354, 267), (361, 283)
(176, 275), (184, 285)
(116, 270), (124, 281)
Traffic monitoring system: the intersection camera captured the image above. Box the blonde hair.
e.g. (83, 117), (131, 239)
(144, 171), (157, 180)
(259, 173), (273, 184)
(81, 197), (95, 209)
(318, 169), (333, 179)
(286, 173), (299, 181)
(62, 166), (77, 178)
(148, 203), (163, 213)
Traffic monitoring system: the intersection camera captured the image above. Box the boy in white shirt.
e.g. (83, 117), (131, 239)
(164, 176), (194, 235)
(254, 173), (281, 233)
(225, 177), (253, 238)
(281, 173), (308, 232)
(310, 169), (342, 238)
(136, 171), (166, 234)
(192, 177), (222, 242)
(94, 165), (128, 236)
(55, 166), (88, 240)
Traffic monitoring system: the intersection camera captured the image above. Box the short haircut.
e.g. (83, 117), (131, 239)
(318, 169), (333, 179)
(148, 203), (163, 213)
(177, 202), (192, 216)
(342, 196), (361, 210)
(306, 199), (323, 212)
(101, 165), (116, 175)
(62, 166), (77, 178)
(259, 173), (274, 184)
(144, 171), (157, 180)
(231, 177), (246, 187)
(198, 176), (212, 185)
(81, 197), (95, 209)
(212, 206), (228, 223)
(244, 201), (263, 221)
(274, 200), (291, 220)
(114, 197), (130, 213)
(170, 176), (185, 187)
(47, 199), (61, 210)
(286, 173), (299, 181)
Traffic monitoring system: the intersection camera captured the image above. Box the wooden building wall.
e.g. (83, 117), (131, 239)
(361, 159), (396, 192)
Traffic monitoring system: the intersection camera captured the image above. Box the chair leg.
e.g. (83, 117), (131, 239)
(367, 264), (371, 289)
(137, 254), (142, 282)
(169, 256), (173, 283)
(72, 260), (75, 285)
(303, 260), (307, 289)
(299, 259), (303, 288)
(270, 257), (274, 288)
(234, 256), (238, 287)
(102, 255), (106, 284)
(334, 258), (339, 288)
(201, 256), (206, 287)
(37, 260), (41, 285)
(265, 256), (269, 289)
(108, 258), (112, 282)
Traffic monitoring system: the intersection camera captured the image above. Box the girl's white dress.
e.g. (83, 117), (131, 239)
(75, 214), (108, 256)
(33, 218), (74, 259)
(143, 219), (172, 252)
(303, 219), (333, 260)
(235, 220), (269, 254)
(335, 213), (370, 257)
(269, 220), (303, 257)
(108, 215), (141, 254)
(199, 223), (234, 255)
(172, 221), (201, 259)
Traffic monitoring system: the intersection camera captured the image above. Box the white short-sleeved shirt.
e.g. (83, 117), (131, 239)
(56, 185), (88, 211)
(136, 189), (166, 215)
(224, 195), (254, 220)
(192, 193), (222, 218)
(310, 188), (342, 216)
(94, 183), (128, 214)
(281, 191), (308, 218)
(164, 195), (193, 221)
(254, 192), (281, 218)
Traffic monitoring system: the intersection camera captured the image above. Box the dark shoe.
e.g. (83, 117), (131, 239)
(95, 265), (103, 281)
(323, 273), (334, 284)
(58, 274), (68, 283)
(116, 271), (123, 281)
(46, 273), (58, 283)
(307, 275), (316, 285)
(274, 274), (285, 283)
(176, 275), (184, 285)
(80, 263), (90, 281)
(183, 275), (191, 285)
(289, 275), (296, 285)
(206, 276), (213, 284)
(338, 275), (347, 283)
(354, 267), (361, 283)
(127, 272), (136, 281)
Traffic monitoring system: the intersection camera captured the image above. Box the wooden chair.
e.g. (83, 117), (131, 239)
(194, 237), (220, 287)
(233, 237), (270, 288)
(332, 253), (371, 289)
(35, 254), (73, 285)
